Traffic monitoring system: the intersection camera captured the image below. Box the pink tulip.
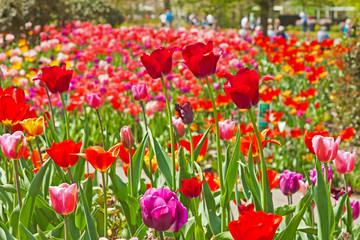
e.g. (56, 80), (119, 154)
(0, 131), (27, 160)
(333, 149), (356, 174)
(172, 117), (185, 138)
(120, 126), (135, 149)
(312, 136), (341, 162)
(219, 119), (236, 141)
(132, 84), (149, 101)
(86, 93), (102, 109)
(49, 183), (77, 215)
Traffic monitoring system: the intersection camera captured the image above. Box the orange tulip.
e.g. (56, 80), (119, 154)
(31, 149), (48, 173)
(78, 146), (116, 172)
(240, 129), (281, 157)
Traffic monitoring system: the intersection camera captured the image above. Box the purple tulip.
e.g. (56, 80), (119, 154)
(140, 188), (188, 232)
(279, 170), (303, 196)
(351, 200), (360, 220)
(309, 164), (333, 185)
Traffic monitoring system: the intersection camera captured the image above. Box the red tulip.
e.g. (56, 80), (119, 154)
(140, 47), (175, 79)
(181, 41), (221, 79)
(229, 210), (282, 240)
(304, 130), (329, 154)
(223, 68), (261, 109)
(34, 65), (73, 94)
(176, 177), (205, 199)
(0, 88), (30, 126)
(46, 140), (82, 169)
(79, 146), (116, 172)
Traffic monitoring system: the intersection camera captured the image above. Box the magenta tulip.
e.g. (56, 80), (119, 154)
(49, 183), (77, 215)
(279, 170), (303, 196)
(0, 131), (27, 160)
(219, 119), (236, 141)
(132, 84), (149, 101)
(333, 149), (356, 174)
(86, 93), (102, 109)
(351, 200), (360, 220)
(120, 126), (134, 149)
(312, 136), (341, 162)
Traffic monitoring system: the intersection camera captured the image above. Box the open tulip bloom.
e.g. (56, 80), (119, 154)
(0, 23), (359, 240)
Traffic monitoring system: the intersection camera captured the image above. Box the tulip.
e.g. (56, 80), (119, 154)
(223, 67), (260, 109)
(298, 180), (309, 196)
(181, 41), (221, 79)
(49, 183), (77, 215)
(176, 177), (205, 199)
(312, 135), (341, 162)
(172, 117), (185, 138)
(46, 140), (82, 169)
(0, 95), (29, 126)
(120, 126), (134, 149)
(132, 84), (149, 101)
(0, 131), (27, 160)
(79, 146), (117, 172)
(279, 170), (303, 196)
(310, 164), (333, 185)
(219, 119), (236, 141)
(238, 203), (255, 215)
(351, 200), (360, 220)
(304, 130), (330, 154)
(140, 47), (175, 79)
(140, 188), (188, 232)
(333, 149), (356, 174)
(34, 65), (73, 94)
(20, 117), (44, 137)
(175, 102), (194, 125)
(228, 210), (282, 240)
(85, 93), (102, 109)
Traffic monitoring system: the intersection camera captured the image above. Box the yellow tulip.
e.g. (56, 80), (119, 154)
(20, 117), (44, 137)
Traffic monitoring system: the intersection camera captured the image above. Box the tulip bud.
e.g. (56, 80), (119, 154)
(49, 183), (77, 215)
(120, 126), (134, 149)
(86, 93), (102, 109)
(132, 84), (149, 101)
(175, 102), (194, 125)
(333, 149), (356, 174)
(351, 200), (360, 220)
(219, 119), (236, 141)
(0, 131), (27, 160)
(172, 117), (185, 138)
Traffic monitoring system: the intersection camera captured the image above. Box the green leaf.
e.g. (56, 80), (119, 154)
(75, 203), (86, 231)
(334, 193), (347, 226)
(109, 167), (128, 202)
(19, 160), (51, 239)
(203, 181), (221, 236)
(344, 195), (353, 234)
(73, 119), (89, 183)
(131, 133), (148, 193)
(148, 130), (173, 188)
(19, 223), (37, 240)
(193, 125), (211, 162)
(0, 221), (16, 240)
(274, 204), (296, 216)
(134, 222), (148, 240)
(275, 192), (313, 240)
(214, 231), (233, 240)
(79, 184), (99, 239)
(245, 143), (262, 211)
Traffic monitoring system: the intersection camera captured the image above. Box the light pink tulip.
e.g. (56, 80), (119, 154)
(219, 119), (236, 141)
(0, 131), (27, 160)
(120, 126), (135, 149)
(312, 136), (341, 162)
(132, 84), (149, 101)
(172, 117), (185, 138)
(86, 93), (102, 109)
(333, 149), (356, 174)
(49, 183), (77, 215)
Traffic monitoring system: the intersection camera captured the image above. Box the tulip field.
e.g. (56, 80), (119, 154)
(0, 22), (359, 240)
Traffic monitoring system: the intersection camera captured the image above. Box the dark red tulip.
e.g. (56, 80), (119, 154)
(140, 47), (175, 79)
(46, 140), (82, 169)
(181, 41), (221, 79)
(223, 67), (260, 109)
(176, 177), (205, 199)
(34, 65), (73, 94)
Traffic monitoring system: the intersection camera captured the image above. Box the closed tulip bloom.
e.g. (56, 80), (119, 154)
(219, 119), (236, 141)
(132, 84), (149, 101)
(312, 136), (341, 162)
(120, 126), (134, 149)
(175, 102), (194, 125)
(223, 68), (261, 109)
(49, 183), (77, 215)
(46, 140), (82, 169)
(279, 170), (303, 196)
(33, 65), (73, 94)
(309, 164), (333, 185)
(181, 41), (221, 79)
(80, 146), (117, 172)
(304, 131), (329, 154)
(85, 93), (102, 109)
(140, 188), (188, 232)
(141, 47), (175, 79)
(172, 117), (185, 138)
(0, 131), (27, 160)
(351, 200), (360, 220)
(20, 116), (44, 137)
(333, 149), (356, 174)
(176, 177), (205, 199)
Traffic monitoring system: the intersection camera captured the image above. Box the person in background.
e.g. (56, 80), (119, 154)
(299, 11), (308, 34)
(267, 25), (276, 38)
(166, 10), (173, 28)
(206, 14), (214, 27)
(160, 12), (167, 27)
(277, 25), (289, 41)
(241, 15), (248, 30)
(202, 17), (207, 28)
(343, 18), (353, 37)
(317, 26), (330, 43)
(274, 18), (281, 32)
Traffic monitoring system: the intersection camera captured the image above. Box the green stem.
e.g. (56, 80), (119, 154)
(59, 93), (70, 139)
(35, 137), (43, 164)
(248, 108), (267, 213)
(159, 231), (164, 240)
(160, 76), (176, 191)
(101, 171), (107, 237)
(129, 147), (135, 196)
(188, 127), (195, 174)
(64, 215), (69, 240)
(344, 174), (348, 194)
(96, 109), (106, 148)
(68, 168), (75, 184)
(46, 88), (56, 131)
(140, 101), (153, 186)
(14, 160), (22, 209)
(324, 162), (328, 186)
(204, 76), (225, 231)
